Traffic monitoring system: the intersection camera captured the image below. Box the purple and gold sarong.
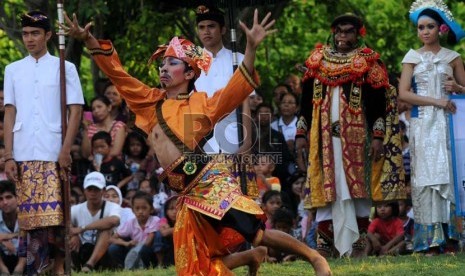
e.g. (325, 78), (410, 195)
(16, 161), (64, 230)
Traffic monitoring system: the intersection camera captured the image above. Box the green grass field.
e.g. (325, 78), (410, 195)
(74, 253), (465, 275)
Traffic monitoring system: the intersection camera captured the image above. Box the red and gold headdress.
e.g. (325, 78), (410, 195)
(148, 37), (212, 78)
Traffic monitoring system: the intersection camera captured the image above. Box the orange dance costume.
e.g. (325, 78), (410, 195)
(90, 38), (265, 275)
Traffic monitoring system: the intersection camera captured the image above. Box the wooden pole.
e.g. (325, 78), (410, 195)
(227, 3), (249, 195)
(57, 1), (72, 275)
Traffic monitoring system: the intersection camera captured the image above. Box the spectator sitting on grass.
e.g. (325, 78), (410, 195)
(109, 191), (159, 270)
(0, 180), (26, 275)
(399, 199), (414, 254)
(153, 195), (178, 268)
(70, 172), (121, 273)
(261, 190), (283, 230)
(365, 202), (405, 256)
(267, 208), (299, 263)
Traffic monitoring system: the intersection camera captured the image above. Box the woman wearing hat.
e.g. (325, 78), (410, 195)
(399, 0), (465, 255)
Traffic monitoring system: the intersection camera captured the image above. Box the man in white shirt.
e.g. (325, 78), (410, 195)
(3, 11), (84, 275)
(194, 5), (252, 154)
(70, 172), (121, 272)
(0, 180), (25, 275)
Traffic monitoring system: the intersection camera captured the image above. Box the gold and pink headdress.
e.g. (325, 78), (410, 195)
(148, 37), (212, 78)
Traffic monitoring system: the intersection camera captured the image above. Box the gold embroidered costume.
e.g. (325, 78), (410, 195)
(91, 39), (265, 275)
(298, 44), (406, 208)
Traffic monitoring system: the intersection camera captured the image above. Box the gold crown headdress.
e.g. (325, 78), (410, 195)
(409, 0), (454, 21)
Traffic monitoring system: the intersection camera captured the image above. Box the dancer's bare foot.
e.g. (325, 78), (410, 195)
(312, 255), (332, 276)
(247, 246), (267, 276)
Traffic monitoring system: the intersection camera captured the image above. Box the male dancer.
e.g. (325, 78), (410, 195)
(63, 10), (330, 276)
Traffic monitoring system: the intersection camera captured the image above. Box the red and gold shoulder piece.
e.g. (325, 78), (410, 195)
(366, 61), (389, 89)
(303, 46), (385, 87)
(351, 55), (369, 75)
(303, 47), (325, 81)
(305, 47), (324, 69)
(358, 47), (380, 61)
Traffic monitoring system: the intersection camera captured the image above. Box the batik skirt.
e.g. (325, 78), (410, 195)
(16, 161), (64, 230)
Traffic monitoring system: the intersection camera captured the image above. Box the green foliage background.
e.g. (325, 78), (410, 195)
(2, 0), (465, 101)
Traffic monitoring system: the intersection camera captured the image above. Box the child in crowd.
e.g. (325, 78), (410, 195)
(282, 172), (306, 241)
(248, 90), (264, 118)
(261, 190), (283, 230)
(72, 186), (85, 204)
(138, 179), (152, 195)
(123, 189), (137, 208)
(254, 154), (281, 198)
(123, 132), (150, 190)
(267, 208), (298, 263)
(399, 199), (414, 254)
(139, 178), (168, 217)
(365, 202), (405, 256)
(0, 180), (25, 275)
(91, 131), (132, 195)
(70, 190), (80, 207)
(109, 191), (160, 270)
(104, 185), (135, 231)
(153, 196), (178, 268)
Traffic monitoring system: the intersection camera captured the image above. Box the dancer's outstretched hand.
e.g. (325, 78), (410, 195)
(59, 12), (92, 41)
(239, 9), (277, 50)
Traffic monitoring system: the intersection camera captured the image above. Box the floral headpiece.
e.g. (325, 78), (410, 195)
(148, 37), (212, 78)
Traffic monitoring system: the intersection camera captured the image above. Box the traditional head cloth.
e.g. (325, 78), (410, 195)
(148, 36), (212, 78)
(195, 5), (225, 27)
(105, 185), (123, 206)
(20, 11), (51, 32)
(409, 0), (465, 43)
(331, 13), (366, 37)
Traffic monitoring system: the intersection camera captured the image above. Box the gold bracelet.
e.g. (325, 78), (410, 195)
(88, 47), (114, 56)
(239, 63), (259, 89)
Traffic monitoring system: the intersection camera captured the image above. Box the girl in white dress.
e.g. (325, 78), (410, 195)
(399, 0), (465, 255)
